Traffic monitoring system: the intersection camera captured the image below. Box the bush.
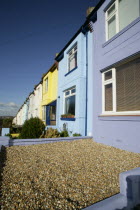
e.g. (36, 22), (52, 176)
(60, 130), (69, 137)
(19, 117), (45, 139)
(40, 128), (60, 138)
(73, 133), (81, 137)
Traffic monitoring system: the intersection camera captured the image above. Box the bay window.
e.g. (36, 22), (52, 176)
(102, 56), (140, 114)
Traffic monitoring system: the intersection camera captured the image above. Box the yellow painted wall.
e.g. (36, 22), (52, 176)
(40, 66), (58, 121)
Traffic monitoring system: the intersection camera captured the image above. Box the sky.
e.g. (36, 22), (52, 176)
(0, 0), (99, 116)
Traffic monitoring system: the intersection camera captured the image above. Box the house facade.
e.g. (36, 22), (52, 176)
(33, 82), (42, 118)
(28, 92), (35, 119)
(16, 107), (23, 126)
(89, 0), (140, 152)
(55, 29), (92, 136)
(41, 63), (58, 127)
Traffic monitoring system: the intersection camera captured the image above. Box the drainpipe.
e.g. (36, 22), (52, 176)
(85, 32), (88, 136)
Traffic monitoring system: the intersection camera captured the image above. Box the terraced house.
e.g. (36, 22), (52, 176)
(88, 0), (140, 152)
(41, 62), (58, 127)
(55, 18), (94, 136)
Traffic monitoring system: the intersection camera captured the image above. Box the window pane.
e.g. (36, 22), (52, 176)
(68, 45), (77, 72)
(105, 71), (112, 80)
(50, 106), (56, 125)
(108, 15), (116, 39)
(71, 88), (76, 94)
(107, 4), (115, 18)
(50, 106), (56, 120)
(105, 83), (113, 111)
(65, 90), (70, 96)
(69, 52), (77, 71)
(45, 78), (48, 92)
(116, 57), (140, 111)
(119, 0), (140, 31)
(65, 95), (75, 115)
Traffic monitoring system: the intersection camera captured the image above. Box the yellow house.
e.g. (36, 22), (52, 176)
(41, 62), (58, 126)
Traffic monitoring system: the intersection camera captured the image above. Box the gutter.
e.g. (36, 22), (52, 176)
(85, 32), (88, 136)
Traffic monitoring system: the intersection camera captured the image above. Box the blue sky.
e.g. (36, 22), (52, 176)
(0, 0), (99, 116)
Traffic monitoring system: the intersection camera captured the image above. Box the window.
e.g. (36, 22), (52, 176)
(42, 106), (46, 121)
(64, 87), (76, 116)
(50, 106), (56, 125)
(45, 78), (48, 92)
(102, 56), (140, 114)
(68, 44), (77, 72)
(106, 0), (140, 40)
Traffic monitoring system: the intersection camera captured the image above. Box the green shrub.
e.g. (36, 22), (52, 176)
(40, 128), (60, 138)
(19, 117), (45, 139)
(73, 133), (81, 137)
(60, 130), (69, 137)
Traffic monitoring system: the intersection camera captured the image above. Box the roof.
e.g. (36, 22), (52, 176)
(41, 62), (58, 80)
(55, 0), (105, 62)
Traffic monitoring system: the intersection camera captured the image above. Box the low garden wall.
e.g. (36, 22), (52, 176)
(0, 136), (92, 150)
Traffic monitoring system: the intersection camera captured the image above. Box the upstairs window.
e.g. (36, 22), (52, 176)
(64, 87), (76, 116)
(45, 78), (48, 92)
(68, 44), (77, 72)
(106, 0), (140, 40)
(102, 56), (140, 114)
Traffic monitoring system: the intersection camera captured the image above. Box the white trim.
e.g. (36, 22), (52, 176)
(63, 86), (76, 115)
(105, 0), (140, 41)
(102, 64), (140, 115)
(67, 44), (77, 73)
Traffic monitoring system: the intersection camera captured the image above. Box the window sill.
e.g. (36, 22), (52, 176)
(60, 118), (75, 121)
(98, 114), (140, 121)
(64, 66), (77, 77)
(102, 17), (140, 48)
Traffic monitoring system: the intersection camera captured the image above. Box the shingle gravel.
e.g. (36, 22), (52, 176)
(0, 139), (140, 209)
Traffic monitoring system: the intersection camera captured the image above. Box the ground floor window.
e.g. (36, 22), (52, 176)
(42, 106), (46, 121)
(102, 56), (140, 114)
(64, 87), (76, 116)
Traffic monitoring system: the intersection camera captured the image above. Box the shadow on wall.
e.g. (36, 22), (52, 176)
(116, 175), (140, 210)
(0, 146), (7, 199)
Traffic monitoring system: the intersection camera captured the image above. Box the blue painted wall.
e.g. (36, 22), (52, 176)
(56, 32), (90, 136)
(89, 0), (140, 152)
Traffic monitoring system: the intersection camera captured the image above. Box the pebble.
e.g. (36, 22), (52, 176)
(0, 139), (140, 209)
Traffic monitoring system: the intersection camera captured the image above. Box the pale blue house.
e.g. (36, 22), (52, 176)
(55, 24), (93, 136)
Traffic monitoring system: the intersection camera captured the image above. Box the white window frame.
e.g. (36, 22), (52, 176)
(105, 0), (139, 41)
(63, 87), (76, 115)
(102, 68), (140, 115)
(42, 106), (46, 121)
(68, 44), (77, 72)
(105, 1), (119, 41)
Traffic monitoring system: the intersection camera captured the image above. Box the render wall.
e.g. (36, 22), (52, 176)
(91, 0), (140, 152)
(57, 32), (87, 136)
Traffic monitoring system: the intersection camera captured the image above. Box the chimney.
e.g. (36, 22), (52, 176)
(86, 7), (94, 17)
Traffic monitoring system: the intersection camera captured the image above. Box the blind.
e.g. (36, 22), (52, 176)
(105, 83), (113, 111)
(116, 57), (140, 111)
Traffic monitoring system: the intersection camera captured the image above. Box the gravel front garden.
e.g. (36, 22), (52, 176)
(0, 139), (140, 209)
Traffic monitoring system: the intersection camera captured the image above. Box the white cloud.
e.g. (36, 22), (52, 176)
(0, 102), (20, 116)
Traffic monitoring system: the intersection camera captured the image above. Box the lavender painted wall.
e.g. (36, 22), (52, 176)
(90, 0), (140, 153)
